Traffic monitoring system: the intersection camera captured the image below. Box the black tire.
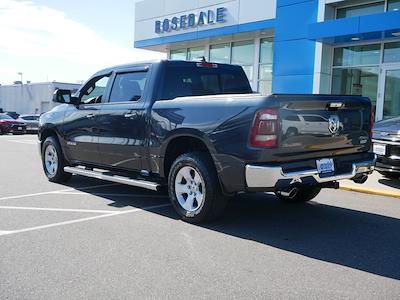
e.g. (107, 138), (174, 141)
(168, 152), (227, 223)
(276, 186), (321, 203)
(378, 171), (399, 179)
(286, 128), (298, 137)
(41, 136), (72, 183)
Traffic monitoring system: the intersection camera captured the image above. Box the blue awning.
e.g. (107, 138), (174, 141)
(308, 11), (400, 45)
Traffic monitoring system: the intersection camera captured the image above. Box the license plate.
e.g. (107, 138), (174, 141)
(316, 158), (335, 174)
(18, 127), (22, 130)
(373, 143), (386, 156)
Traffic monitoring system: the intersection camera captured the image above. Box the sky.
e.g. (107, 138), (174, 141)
(0, 0), (165, 85)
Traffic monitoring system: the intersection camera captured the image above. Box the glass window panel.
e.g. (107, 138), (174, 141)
(383, 42), (400, 62)
(187, 47), (205, 61)
(170, 49), (187, 60)
(332, 67), (379, 105)
(232, 41), (254, 65)
(388, 0), (400, 11)
(231, 40), (254, 65)
(383, 69), (400, 119)
(258, 80), (272, 95)
(160, 66), (252, 100)
(259, 64), (272, 80)
(260, 38), (273, 64)
(81, 75), (110, 103)
(333, 44), (381, 66)
(336, 2), (384, 19)
(241, 65), (254, 81)
(210, 43), (230, 64)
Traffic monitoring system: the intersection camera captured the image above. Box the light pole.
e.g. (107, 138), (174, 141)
(17, 72), (23, 84)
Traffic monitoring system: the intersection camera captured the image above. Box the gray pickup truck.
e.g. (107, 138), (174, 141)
(39, 60), (376, 223)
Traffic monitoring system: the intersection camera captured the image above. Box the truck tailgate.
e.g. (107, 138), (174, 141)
(276, 95), (372, 159)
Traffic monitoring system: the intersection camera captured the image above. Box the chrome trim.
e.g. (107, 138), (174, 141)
(245, 156), (377, 188)
(64, 166), (161, 191)
(372, 139), (400, 146)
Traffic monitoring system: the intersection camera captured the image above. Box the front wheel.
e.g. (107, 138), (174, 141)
(275, 186), (321, 203)
(168, 152), (227, 223)
(41, 136), (72, 183)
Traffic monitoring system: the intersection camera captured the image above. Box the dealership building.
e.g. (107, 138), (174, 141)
(134, 0), (400, 121)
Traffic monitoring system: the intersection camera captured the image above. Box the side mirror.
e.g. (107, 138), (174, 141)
(53, 89), (80, 105)
(53, 89), (71, 103)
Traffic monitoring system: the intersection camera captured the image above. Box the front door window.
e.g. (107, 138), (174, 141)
(80, 75), (110, 104)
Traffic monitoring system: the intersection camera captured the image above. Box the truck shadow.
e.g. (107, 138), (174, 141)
(65, 177), (400, 280)
(203, 192), (400, 280)
(378, 178), (400, 190)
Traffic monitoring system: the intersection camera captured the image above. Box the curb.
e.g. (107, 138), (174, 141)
(339, 184), (400, 199)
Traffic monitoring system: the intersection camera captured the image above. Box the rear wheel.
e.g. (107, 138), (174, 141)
(168, 152), (227, 223)
(41, 136), (72, 183)
(286, 128), (298, 137)
(379, 171), (399, 179)
(276, 186), (321, 203)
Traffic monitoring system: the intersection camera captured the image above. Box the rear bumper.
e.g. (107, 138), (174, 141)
(245, 153), (376, 190)
(375, 159), (400, 174)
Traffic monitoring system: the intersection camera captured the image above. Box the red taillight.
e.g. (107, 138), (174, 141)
(369, 107), (375, 138)
(250, 108), (278, 148)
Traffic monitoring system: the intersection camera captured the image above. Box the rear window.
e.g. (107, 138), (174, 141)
(285, 115), (300, 121)
(160, 64), (252, 100)
(303, 116), (326, 122)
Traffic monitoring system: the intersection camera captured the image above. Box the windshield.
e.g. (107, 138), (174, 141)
(0, 114), (13, 120)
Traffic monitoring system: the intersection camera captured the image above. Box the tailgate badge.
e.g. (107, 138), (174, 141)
(329, 102), (344, 109)
(328, 115), (340, 134)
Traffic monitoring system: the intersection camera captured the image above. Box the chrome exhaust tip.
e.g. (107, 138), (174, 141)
(278, 187), (299, 199)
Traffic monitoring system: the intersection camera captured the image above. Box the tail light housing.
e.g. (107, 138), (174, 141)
(250, 108), (279, 148)
(369, 107), (375, 138)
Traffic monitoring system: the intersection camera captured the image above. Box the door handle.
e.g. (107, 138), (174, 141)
(124, 113), (135, 118)
(86, 114), (95, 119)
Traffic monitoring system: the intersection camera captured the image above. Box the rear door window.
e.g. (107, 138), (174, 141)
(160, 64), (252, 100)
(109, 71), (147, 102)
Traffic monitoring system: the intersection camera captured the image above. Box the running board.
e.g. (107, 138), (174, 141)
(64, 166), (161, 191)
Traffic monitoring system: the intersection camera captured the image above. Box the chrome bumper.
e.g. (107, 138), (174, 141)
(245, 156), (376, 188)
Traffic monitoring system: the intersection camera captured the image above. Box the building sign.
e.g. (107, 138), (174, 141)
(155, 7), (226, 34)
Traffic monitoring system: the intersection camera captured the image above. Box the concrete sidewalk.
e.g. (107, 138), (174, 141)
(340, 171), (400, 198)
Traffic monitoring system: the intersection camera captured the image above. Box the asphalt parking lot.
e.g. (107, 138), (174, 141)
(1, 134), (400, 299)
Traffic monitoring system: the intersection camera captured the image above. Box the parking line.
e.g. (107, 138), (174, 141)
(57, 191), (168, 198)
(7, 140), (38, 145)
(0, 203), (171, 237)
(0, 206), (119, 214)
(0, 230), (13, 236)
(0, 183), (117, 202)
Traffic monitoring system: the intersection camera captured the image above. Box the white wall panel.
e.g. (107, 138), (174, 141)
(0, 83), (80, 114)
(135, 0), (165, 21)
(239, 0), (276, 24)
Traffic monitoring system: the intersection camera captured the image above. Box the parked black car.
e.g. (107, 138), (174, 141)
(38, 60), (376, 223)
(373, 117), (400, 178)
(0, 113), (26, 135)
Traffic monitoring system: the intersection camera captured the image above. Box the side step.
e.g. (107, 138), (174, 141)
(64, 166), (161, 191)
